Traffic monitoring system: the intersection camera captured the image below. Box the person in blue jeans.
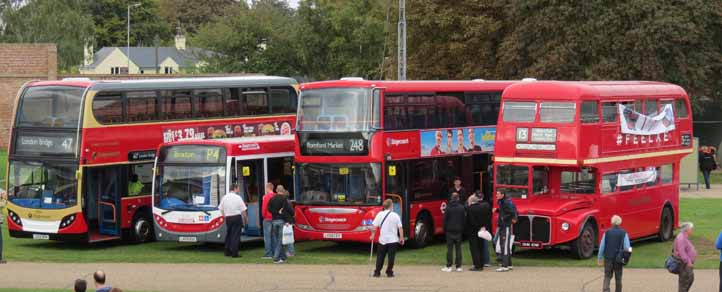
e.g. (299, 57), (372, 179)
(268, 189), (288, 263)
(261, 183), (275, 259)
(716, 231), (722, 292)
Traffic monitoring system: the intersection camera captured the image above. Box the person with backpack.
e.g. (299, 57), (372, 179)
(370, 199), (404, 278)
(597, 215), (631, 292)
(675, 222), (697, 292)
(495, 190), (516, 272)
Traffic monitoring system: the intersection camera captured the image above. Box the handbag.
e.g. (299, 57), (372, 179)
(664, 246), (681, 274)
(282, 224), (294, 245)
(614, 232), (632, 265)
(478, 227), (492, 241)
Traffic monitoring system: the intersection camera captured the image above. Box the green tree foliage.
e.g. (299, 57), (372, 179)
(1, 0), (94, 72)
(158, 0), (237, 35)
(87, 0), (172, 48)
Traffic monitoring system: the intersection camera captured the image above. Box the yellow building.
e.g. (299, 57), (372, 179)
(80, 32), (209, 75)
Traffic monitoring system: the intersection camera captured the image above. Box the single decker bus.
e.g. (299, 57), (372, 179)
(5, 76), (297, 243)
(152, 135), (294, 243)
(493, 80), (693, 258)
(293, 79), (516, 247)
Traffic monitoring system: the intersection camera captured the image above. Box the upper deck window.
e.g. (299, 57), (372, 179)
(17, 86), (84, 128)
(560, 171), (595, 194)
(502, 102), (536, 122)
(675, 99), (688, 118)
(298, 87), (377, 132)
(540, 102), (575, 123)
(645, 99), (659, 115)
(580, 101), (599, 123)
(93, 92), (124, 124)
(602, 102), (618, 123)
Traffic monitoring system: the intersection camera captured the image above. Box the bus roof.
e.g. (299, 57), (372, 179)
(502, 81), (688, 100)
(300, 80), (517, 92)
(26, 76), (297, 91)
(161, 135), (295, 157)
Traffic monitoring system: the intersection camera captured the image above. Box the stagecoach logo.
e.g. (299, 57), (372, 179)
(386, 138), (410, 147)
(319, 216), (347, 223)
(239, 143), (261, 151)
(615, 132), (670, 146)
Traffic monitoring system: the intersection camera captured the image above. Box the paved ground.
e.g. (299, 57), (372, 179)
(0, 262), (718, 292)
(680, 184), (722, 198)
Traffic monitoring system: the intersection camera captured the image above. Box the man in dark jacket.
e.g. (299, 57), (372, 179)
(495, 191), (516, 272)
(467, 195), (491, 271)
(448, 177), (467, 203)
(268, 191), (288, 263)
(442, 192), (466, 272)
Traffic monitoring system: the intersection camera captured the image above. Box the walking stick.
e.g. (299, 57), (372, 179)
(368, 231), (375, 277)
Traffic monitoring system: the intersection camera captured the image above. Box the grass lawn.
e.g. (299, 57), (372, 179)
(697, 169), (722, 185)
(3, 198), (721, 269)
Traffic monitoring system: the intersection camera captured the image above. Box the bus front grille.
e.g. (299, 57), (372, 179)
(531, 217), (551, 243)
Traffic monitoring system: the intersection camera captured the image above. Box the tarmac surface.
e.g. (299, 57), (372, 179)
(0, 262), (719, 292)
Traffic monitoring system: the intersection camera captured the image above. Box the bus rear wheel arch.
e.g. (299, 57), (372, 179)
(657, 205), (674, 242)
(409, 212), (433, 248)
(571, 219), (597, 259)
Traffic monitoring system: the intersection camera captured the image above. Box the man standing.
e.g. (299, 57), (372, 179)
(716, 230), (722, 292)
(218, 184), (248, 258)
(261, 182), (275, 259)
(467, 195), (491, 271)
(449, 177), (467, 203)
(370, 199), (404, 277)
(442, 193), (466, 272)
(277, 185), (295, 257)
(495, 191), (516, 272)
(597, 215), (631, 292)
(268, 188), (289, 263)
(93, 270), (112, 292)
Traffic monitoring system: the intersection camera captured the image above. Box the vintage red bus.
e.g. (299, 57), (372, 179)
(293, 79), (516, 247)
(152, 135), (294, 243)
(5, 76), (297, 243)
(493, 80), (693, 258)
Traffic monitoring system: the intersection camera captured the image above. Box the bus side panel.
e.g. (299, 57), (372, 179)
(120, 195), (152, 229)
(409, 201), (445, 236)
(554, 209), (600, 246)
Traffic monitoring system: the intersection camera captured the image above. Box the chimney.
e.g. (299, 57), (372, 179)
(174, 24), (186, 51)
(83, 42), (94, 66)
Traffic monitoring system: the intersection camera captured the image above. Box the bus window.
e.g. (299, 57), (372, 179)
(128, 163), (153, 197)
(160, 90), (192, 120)
(661, 164), (673, 184)
(532, 166), (549, 194)
(127, 91), (157, 122)
(269, 88), (295, 114)
(93, 93), (124, 124)
(436, 93), (466, 127)
(618, 169), (635, 191)
(466, 92), (501, 126)
(646, 167), (660, 187)
(602, 102), (617, 123)
(675, 100), (688, 118)
(502, 101), (536, 122)
(385, 163), (404, 196)
(560, 170), (596, 194)
(540, 102), (575, 123)
(496, 165), (528, 186)
(226, 88), (244, 117)
(660, 100), (673, 116)
(601, 173), (618, 194)
(194, 89), (224, 118)
(580, 101), (599, 123)
(645, 99), (658, 115)
(243, 89), (269, 115)
(18, 86), (84, 128)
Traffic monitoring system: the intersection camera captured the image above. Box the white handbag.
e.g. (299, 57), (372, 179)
(282, 224), (295, 245)
(477, 227), (492, 241)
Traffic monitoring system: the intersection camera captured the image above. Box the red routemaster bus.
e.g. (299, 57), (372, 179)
(493, 81), (693, 258)
(5, 76), (297, 243)
(293, 79), (516, 247)
(152, 135), (294, 243)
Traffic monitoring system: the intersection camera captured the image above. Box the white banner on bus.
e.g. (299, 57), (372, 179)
(618, 169), (657, 187)
(618, 103), (675, 135)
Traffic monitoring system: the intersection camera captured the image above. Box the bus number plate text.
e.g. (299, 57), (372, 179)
(32, 234), (50, 240)
(179, 236), (198, 243)
(323, 233), (342, 239)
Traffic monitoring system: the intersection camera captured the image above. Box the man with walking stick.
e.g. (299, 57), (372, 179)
(370, 199), (404, 278)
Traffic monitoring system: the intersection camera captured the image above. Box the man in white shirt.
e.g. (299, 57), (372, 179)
(218, 183), (248, 258)
(370, 199), (404, 278)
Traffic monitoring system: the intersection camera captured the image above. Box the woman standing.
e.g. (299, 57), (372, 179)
(700, 146), (717, 189)
(674, 222), (697, 292)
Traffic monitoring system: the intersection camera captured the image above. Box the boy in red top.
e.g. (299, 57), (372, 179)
(261, 182), (275, 259)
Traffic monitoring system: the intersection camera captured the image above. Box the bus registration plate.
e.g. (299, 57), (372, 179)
(519, 241), (542, 249)
(32, 234), (50, 240)
(323, 233), (342, 239)
(179, 236), (198, 243)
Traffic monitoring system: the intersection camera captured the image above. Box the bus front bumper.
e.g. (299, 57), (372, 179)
(293, 226), (375, 243)
(154, 222), (225, 244)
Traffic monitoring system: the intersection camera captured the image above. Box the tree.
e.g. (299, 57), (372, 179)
(87, 0), (172, 49)
(158, 0), (237, 35)
(1, 0), (94, 72)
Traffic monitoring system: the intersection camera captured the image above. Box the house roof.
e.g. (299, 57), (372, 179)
(82, 46), (213, 69)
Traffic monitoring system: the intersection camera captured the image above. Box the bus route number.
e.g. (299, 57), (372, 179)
(206, 148), (219, 161)
(349, 139), (364, 152)
(61, 138), (74, 152)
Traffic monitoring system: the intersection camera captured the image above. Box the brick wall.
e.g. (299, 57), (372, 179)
(0, 43), (58, 150)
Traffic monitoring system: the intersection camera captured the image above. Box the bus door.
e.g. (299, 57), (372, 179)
(385, 161), (409, 237)
(85, 166), (122, 238)
(236, 158), (264, 236)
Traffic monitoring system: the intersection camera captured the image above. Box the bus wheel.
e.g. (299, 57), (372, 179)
(571, 223), (596, 259)
(410, 216), (431, 248)
(657, 207), (674, 241)
(132, 214), (154, 243)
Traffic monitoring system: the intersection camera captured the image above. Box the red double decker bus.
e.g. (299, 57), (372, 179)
(5, 76), (297, 242)
(293, 79), (516, 247)
(493, 81), (693, 258)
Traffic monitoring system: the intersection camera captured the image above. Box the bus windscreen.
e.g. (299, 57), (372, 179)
(16, 86), (83, 128)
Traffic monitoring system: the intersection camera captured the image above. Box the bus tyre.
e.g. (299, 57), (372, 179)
(657, 207), (674, 242)
(410, 216), (432, 248)
(572, 223), (596, 259)
(132, 214), (154, 243)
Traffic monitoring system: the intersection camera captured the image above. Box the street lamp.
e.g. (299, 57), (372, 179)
(127, 3), (141, 74)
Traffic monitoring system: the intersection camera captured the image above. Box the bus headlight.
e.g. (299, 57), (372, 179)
(296, 224), (313, 231)
(8, 210), (22, 226)
(353, 225), (375, 232)
(59, 214), (76, 228)
(561, 222), (570, 231)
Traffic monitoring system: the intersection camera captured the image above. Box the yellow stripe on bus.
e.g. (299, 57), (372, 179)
(495, 148), (693, 166)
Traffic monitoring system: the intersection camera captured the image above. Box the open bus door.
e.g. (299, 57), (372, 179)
(85, 166), (122, 241)
(236, 158), (264, 237)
